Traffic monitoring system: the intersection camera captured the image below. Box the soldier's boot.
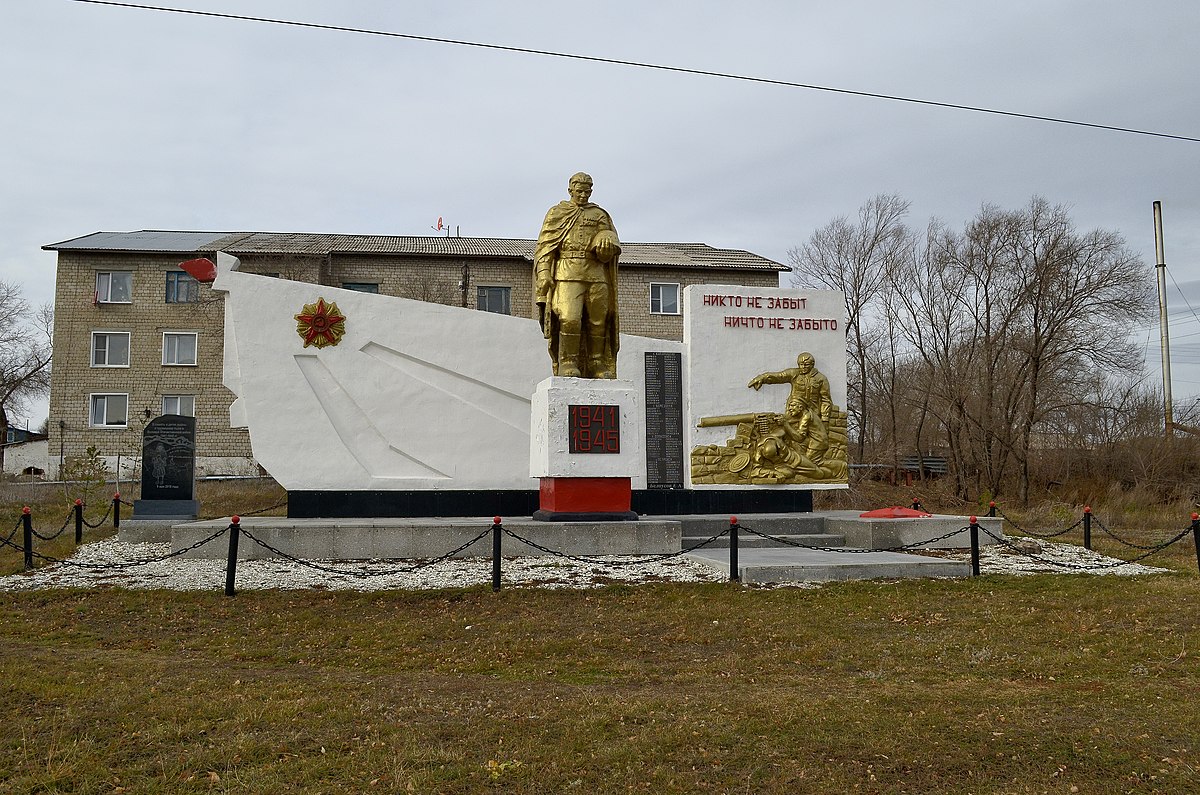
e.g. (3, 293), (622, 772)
(558, 333), (582, 378)
(587, 329), (614, 378)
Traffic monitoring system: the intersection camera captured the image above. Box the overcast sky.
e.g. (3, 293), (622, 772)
(2, 1), (1199, 426)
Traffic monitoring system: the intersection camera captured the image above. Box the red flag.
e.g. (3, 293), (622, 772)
(437, 216), (444, 230)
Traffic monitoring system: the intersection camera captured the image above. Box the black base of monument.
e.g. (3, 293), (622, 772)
(287, 489), (813, 519)
(133, 499), (200, 520)
(532, 509), (640, 522)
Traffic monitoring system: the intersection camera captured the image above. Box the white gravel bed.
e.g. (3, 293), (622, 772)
(935, 536), (1173, 576)
(0, 538), (725, 592)
(0, 535), (1174, 592)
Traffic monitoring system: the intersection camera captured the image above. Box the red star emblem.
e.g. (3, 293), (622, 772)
(294, 298), (346, 349)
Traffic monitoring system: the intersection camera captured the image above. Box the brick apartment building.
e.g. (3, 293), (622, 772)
(44, 230), (787, 476)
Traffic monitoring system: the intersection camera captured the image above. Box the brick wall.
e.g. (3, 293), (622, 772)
(47, 251), (250, 476)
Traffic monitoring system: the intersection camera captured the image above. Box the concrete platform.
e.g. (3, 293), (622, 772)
(822, 510), (1003, 550)
(117, 520), (177, 544)
(172, 517), (681, 560)
(685, 547), (970, 584)
(165, 510), (997, 583)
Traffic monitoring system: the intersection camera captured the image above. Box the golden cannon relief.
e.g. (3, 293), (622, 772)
(690, 352), (849, 485)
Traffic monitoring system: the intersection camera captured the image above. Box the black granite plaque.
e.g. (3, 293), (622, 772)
(644, 352), (685, 489)
(568, 404), (621, 453)
(140, 415), (196, 501)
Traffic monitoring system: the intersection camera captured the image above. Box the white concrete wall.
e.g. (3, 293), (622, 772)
(215, 255), (678, 491)
(3, 440), (49, 475)
(683, 284), (848, 489)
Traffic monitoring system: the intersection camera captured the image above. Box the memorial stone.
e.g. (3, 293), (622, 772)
(133, 415), (199, 519)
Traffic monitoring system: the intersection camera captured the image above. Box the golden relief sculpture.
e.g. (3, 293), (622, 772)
(534, 172), (621, 378)
(691, 352), (850, 484)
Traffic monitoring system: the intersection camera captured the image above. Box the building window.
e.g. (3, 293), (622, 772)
(477, 286), (511, 315)
(650, 283), (680, 315)
(91, 331), (130, 367)
(95, 272), (133, 304)
(165, 271), (200, 303)
(162, 332), (198, 366)
(89, 394), (128, 427)
(162, 395), (195, 417)
(342, 283), (379, 293)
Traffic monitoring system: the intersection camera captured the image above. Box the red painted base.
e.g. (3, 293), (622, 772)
(539, 477), (632, 513)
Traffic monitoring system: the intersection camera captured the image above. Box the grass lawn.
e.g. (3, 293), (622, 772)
(2, 572), (1198, 793)
(2, 480), (1198, 792)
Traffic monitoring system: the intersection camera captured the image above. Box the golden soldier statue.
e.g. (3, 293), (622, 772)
(534, 172), (621, 378)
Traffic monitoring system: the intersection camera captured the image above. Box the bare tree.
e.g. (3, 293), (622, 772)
(886, 198), (1151, 502)
(0, 280), (53, 471)
(788, 194), (912, 461)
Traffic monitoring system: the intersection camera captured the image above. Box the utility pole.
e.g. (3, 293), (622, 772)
(1154, 201), (1173, 438)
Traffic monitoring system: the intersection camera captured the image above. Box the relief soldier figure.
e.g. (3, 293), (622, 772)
(692, 352), (849, 484)
(748, 352), (833, 424)
(534, 172), (621, 378)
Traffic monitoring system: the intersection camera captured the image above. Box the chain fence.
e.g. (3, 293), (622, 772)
(498, 525), (731, 568)
(1, 525), (230, 570)
(81, 500), (114, 529)
(6, 502), (1200, 592)
(994, 509), (1082, 539)
(4, 517), (19, 547)
(29, 509), (74, 542)
(237, 526), (491, 578)
(977, 523), (1194, 571)
(1089, 515), (1176, 551)
(737, 522), (970, 554)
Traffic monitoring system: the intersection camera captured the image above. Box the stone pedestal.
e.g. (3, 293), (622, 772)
(529, 377), (643, 520)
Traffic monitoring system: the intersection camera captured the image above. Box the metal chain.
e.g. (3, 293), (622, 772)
(978, 524), (1192, 570)
(30, 509), (75, 541)
(499, 526), (730, 567)
(81, 501), (113, 528)
(4, 517), (20, 546)
(0, 526), (230, 570)
(236, 499), (289, 517)
(1090, 515), (1179, 551)
(997, 509), (1081, 539)
(238, 526), (493, 577)
(739, 523), (970, 553)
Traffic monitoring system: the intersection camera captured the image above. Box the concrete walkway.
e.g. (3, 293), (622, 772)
(685, 546), (970, 584)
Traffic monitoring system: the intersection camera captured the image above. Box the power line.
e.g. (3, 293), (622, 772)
(73, 0), (1200, 144)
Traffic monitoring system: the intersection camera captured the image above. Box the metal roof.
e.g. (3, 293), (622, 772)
(43, 230), (228, 253)
(45, 230), (787, 271)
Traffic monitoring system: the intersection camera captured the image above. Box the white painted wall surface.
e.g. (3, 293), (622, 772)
(214, 254), (679, 491)
(529, 377), (644, 485)
(683, 284), (848, 490)
(3, 440), (49, 475)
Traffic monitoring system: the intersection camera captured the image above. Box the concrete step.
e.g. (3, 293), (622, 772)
(682, 533), (845, 550)
(685, 547), (970, 584)
(668, 513), (829, 538)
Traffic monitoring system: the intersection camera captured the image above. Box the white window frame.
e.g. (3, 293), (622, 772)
(162, 395), (196, 417)
(162, 331), (198, 366)
(476, 285), (512, 315)
(95, 271), (133, 304)
(650, 282), (681, 315)
(90, 331), (131, 368)
(89, 393), (129, 428)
